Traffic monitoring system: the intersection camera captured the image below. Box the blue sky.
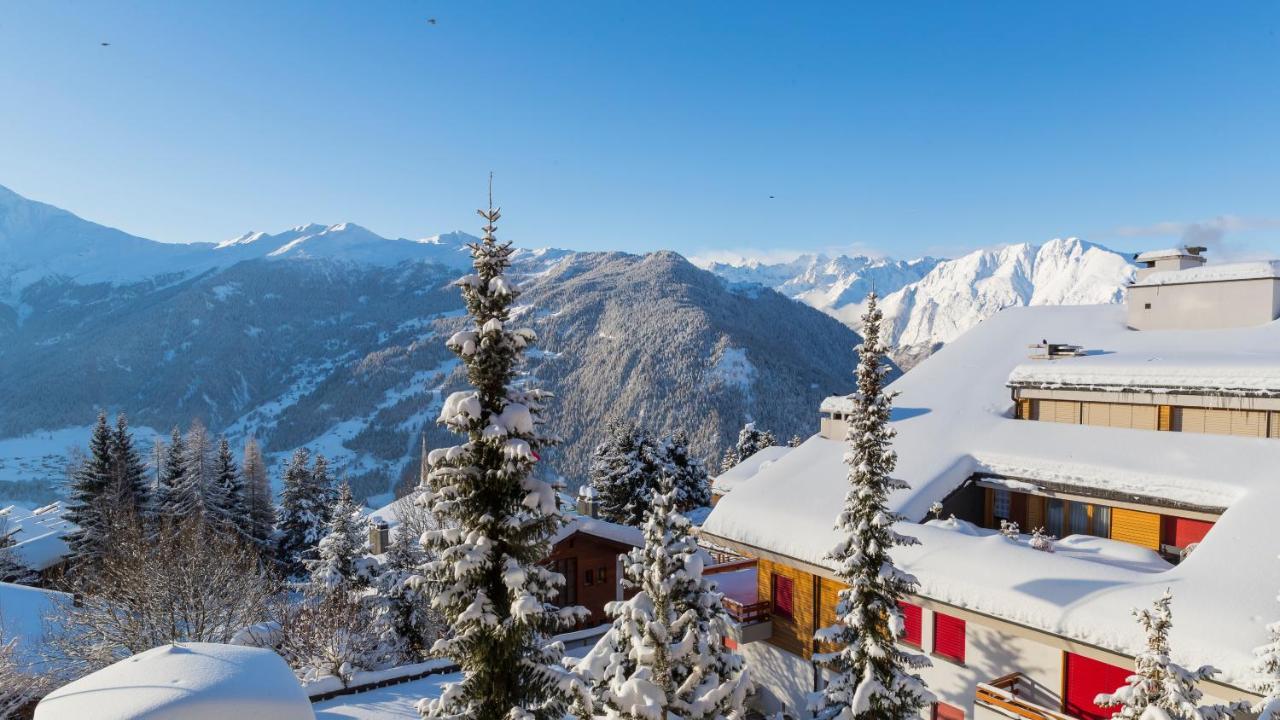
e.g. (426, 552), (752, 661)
(1, 2), (1278, 262)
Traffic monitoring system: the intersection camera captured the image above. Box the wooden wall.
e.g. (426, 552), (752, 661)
(544, 532), (632, 625)
(757, 557), (818, 658)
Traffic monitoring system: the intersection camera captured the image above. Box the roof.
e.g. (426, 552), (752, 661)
(35, 643), (313, 720)
(701, 303), (1280, 689)
(820, 394), (857, 414)
(1133, 260), (1280, 287)
(1134, 247), (1202, 262)
(1008, 352), (1280, 397)
(552, 515), (643, 548)
(0, 581), (69, 665)
(3, 502), (74, 571)
(712, 445), (793, 495)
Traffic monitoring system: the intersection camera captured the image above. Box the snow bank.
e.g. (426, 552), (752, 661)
(1009, 353), (1280, 396)
(1134, 260), (1280, 286)
(35, 643), (313, 720)
(702, 304), (1280, 688)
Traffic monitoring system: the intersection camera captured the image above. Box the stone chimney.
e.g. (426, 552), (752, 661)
(368, 521), (390, 555)
(576, 484), (599, 518)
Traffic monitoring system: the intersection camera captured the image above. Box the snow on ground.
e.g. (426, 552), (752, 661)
(0, 425), (163, 504)
(702, 304), (1280, 689)
(0, 581), (69, 664)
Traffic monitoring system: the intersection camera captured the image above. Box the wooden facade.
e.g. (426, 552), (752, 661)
(756, 556), (818, 658)
(543, 531), (633, 625)
(1019, 397), (1280, 439)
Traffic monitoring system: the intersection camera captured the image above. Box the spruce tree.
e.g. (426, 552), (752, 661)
(210, 436), (249, 538)
(576, 475), (750, 719)
(64, 412), (114, 565)
(418, 194), (586, 720)
(312, 453), (335, 531)
(109, 413), (149, 521)
(1097, 590), (1241, 720)
(588, 418), (662, 526)
(812, 292), (932, 720)
(788, 434), (804, 448)
(242, 437), (276, 550)
(276, 447), (317, 578)
(185, 420), (214, 516)
(308, 482), (368, 595)
(658, 431), (711, 511)
(157, 426), (201, 523)
(731, 422), (775, 462)
(374, 527), (439, 661)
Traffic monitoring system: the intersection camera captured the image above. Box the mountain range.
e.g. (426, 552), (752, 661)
(698, 238), (1135, 368)
(0, 185), (867, 504)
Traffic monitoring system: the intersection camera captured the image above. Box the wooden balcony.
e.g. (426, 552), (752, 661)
(975, 672), (1073, 720)
(706, 558), (772, 643)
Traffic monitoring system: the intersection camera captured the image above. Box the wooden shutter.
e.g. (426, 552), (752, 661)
(1169, 517), (1213, 548)
(899, 602), (922, 646)
(933, 612), (965, 663)
(1053, 400), (1081, 424)
(1131, 405), (1158, 430)
(1158, 405), (1173, 431)
(1110, 508), (1161, 550)
(1109, 403), (1133, 428)
(1064, 653), (1131, 720)
(772, 574), (794, 618)
(1017, 398), (1032, 420)
(1083, 402), (1109, 426)
(1231, 411), (1267, 437)
(1025, 495), (1045, 530)
(1203, 409), (1232, 435)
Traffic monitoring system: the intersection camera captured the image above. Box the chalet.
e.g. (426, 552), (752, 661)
(699, 251), (1280, 718)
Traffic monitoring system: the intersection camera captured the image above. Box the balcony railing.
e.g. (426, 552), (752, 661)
(722, 597), (771, 624)
(975, 672), (1073, 720)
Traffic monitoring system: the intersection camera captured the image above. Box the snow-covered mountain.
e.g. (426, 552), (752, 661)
(701, 238), (1134, 368)
(0, 185), (868, 504)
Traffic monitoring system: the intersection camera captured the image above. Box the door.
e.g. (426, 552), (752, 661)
(1064, 653), (1131, 720)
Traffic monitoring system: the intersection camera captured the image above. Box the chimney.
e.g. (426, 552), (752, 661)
(1133, 246), (1207, 282)
(576, 484), (599, 518)
(369, 521), (390, 554)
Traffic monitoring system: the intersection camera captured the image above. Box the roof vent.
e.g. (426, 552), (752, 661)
(1027, 341), (1085, 360)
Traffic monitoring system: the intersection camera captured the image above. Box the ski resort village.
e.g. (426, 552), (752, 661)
(5, 4), (1280, 719)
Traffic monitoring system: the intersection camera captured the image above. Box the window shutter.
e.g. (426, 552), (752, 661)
(899, 602), (922, 646)
(933, 612), (965, 663)
(1065, 653), (1131, 720)
(1171, 517), (1213, 548)
(933, 702), (964, 720)
(772, 574), (794, 617)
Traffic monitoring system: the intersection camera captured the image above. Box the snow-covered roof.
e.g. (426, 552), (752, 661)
(701, 303), (1280, 689)
(1008, 352), (1280, 397)
(712, 445), (793, 495)
(553, 515), (643, 548)
(1134, 247), (1201, 262)
(3, 501), (74, 571)
(0, 581), (69, 664)
(820, 394), (857, 414)
(35, 643), (313, 720)
(1133, 260), (1280, 287)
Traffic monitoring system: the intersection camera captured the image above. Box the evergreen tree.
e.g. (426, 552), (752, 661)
(157, 426), (201, 522)
(308, 482), (369, 595)
(657, 431), (710, 511)
(1256, 584), (1280, 720)
(418, 195), (587, 720)
(1097, 590), (1242, 720)
(109, 413), (149, 520)
(312, 453), (335, 530)
(717, 447), (740, 475)
(210, 436), (249, 538)
(276, 448), (318, 578)
(576, 475), (750, 719)
(731, 422), (775, 462)
(374, 527), (440, 662)
(588, 418), (663, 526)
(64, 412), (114, 565)
(788, 434), (804, 448)
(185, 420), (214, 516)
(242, 437), (276, 550)
(812, 293), (932, 720)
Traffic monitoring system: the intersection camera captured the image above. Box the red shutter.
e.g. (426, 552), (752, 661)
(1172, 518), (1213, 548)
(899, 602), (922, 646)
(772, 574), (794, 617)
(933, 613), (965, 663)
(933, 702), (964, 720)
(1065, 653), (1131, 720)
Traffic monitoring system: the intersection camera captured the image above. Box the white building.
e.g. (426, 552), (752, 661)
(700, 251), (1280, 719)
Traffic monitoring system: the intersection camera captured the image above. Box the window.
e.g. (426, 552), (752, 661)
(933, 612), (966, 663)
(933, 702), (964, 720)
(584, 569), (595, 587)
(1046, 498), (1064, 538)
(1092, 506), (1111, 537)
(772, 574), (794, 618)
(992, 489), (1011, 521)
(1065, 653), (1131, 720)
(597, 566), (608, 584)
(899, 602), (922, 646)
(1069, 501), (1089, 535)
(1144, 303), (1151, 310)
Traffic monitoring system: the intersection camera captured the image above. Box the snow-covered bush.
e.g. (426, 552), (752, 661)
(999, 519), (1020, 539)
(0, 636), (51, 718)
(1095, 590), (1244, 720)
(1029, 527), (1055, 553)
(811, 293), (932, 720)
(574, 477), (750, 719)
(275, 588), (398, 686)
(927, 501), (944, 519)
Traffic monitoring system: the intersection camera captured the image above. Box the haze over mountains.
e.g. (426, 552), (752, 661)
(0, 185), (867, 504)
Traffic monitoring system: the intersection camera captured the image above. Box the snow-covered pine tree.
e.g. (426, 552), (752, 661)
(812, 292), (932, 720)
(64, 411), (115, 566)
(312, 453), (336, 531)
(185, 420), (214, 517)
(277, 447), (317, 578)
(242, 437), (276, 550)
(210, 436), (250, 539)
(418, 194), (587, 720)
(717, 447), (740, 475)
(588, 417), (662, 526)
(308, 482), (369, 595)
(658, 431), (711, 511)
(575, 474), (750, 719)
(732, 422), (775, 462)
(374, 526), (442, 662)
(157, 425), (205, 523)
(1096, 590), (1242, 720)
(109, 413), (149, 521)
